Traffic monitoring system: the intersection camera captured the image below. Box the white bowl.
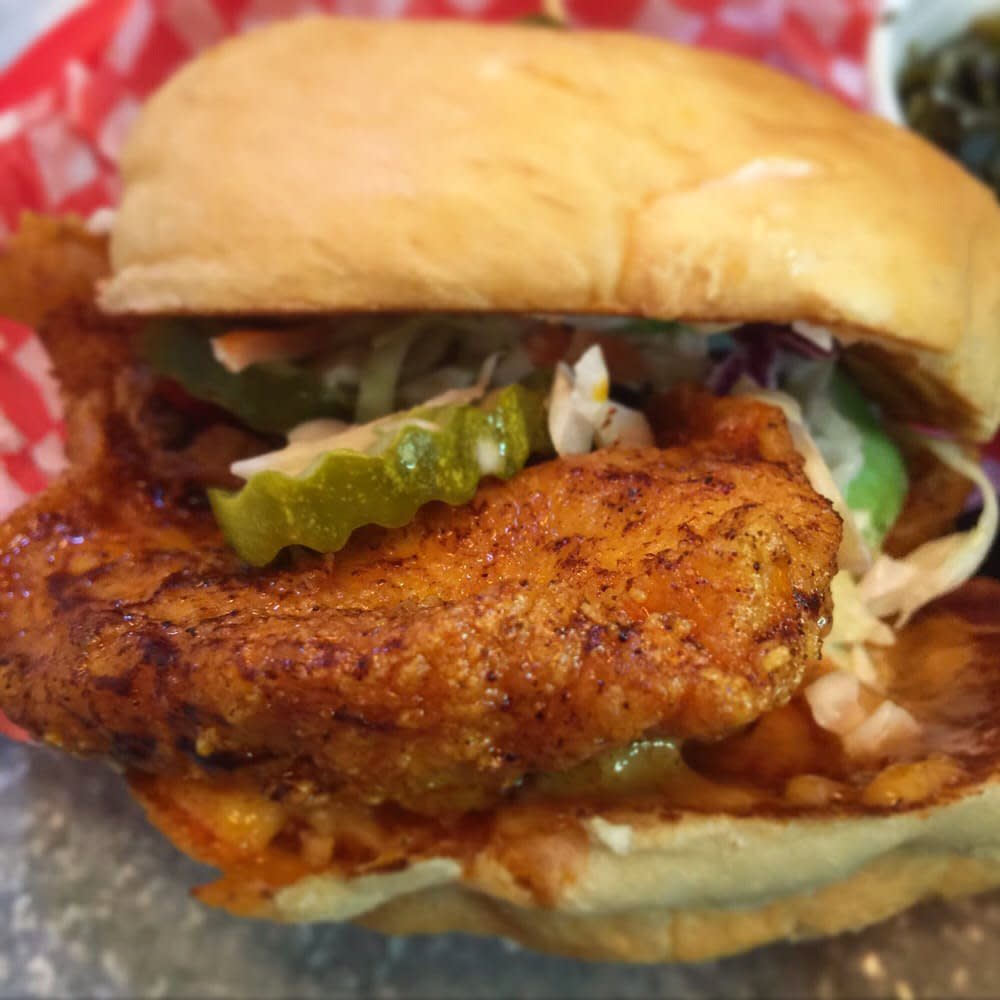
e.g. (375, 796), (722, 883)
(867, 0), (1000, 122)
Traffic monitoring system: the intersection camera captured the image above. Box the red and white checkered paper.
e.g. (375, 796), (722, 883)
(0, 0), (876, 739)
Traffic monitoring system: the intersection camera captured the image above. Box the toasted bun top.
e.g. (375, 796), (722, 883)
(99, 18), (1000, 440)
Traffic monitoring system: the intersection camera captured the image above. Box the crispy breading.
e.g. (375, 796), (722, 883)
(0, 215), (108, 328)
(0, 297), (841, 812)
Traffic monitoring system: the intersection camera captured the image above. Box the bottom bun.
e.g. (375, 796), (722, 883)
(132, 770), (1000, 963)
(290, 788), (1000, 963)
(130, 579), (1000, 963)
(357, 821), (1000, 962)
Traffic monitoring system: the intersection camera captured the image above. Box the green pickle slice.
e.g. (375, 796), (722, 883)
(210, 383), (550, 565)
(141, 321), (353, 434)
(529, 739), (683, 799)
(831, 371), (908, 549)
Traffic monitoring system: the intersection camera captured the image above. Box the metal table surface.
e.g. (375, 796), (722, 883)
(2, 738), (998, 998)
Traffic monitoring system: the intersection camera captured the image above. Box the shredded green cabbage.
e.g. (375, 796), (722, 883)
(141, 321), (353, 434)
(858, 433), (998, 626)
(354, 320), (423, 424)
(735, 380), (873, 576)
(785, 361), (908, 550)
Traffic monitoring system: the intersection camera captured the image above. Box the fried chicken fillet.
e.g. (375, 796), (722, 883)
(0, 265), (841, 812)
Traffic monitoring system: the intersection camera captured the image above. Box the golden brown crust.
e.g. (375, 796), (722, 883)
(99, 18), (1000, 439)
(0, 214), (107, 327)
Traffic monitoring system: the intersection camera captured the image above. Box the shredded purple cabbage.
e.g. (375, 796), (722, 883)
(706, 352), (748, 395)
(770, 326), (837, 360)
(706, 324), (837, 395)
(987, 456), (1000, 495)
(965, 456), (1000, 514)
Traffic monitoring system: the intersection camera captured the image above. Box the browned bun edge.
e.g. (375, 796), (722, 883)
(98, 18), (1000, 440)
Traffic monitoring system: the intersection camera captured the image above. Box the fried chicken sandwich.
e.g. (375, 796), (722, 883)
(2, 17), (1000, 962)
